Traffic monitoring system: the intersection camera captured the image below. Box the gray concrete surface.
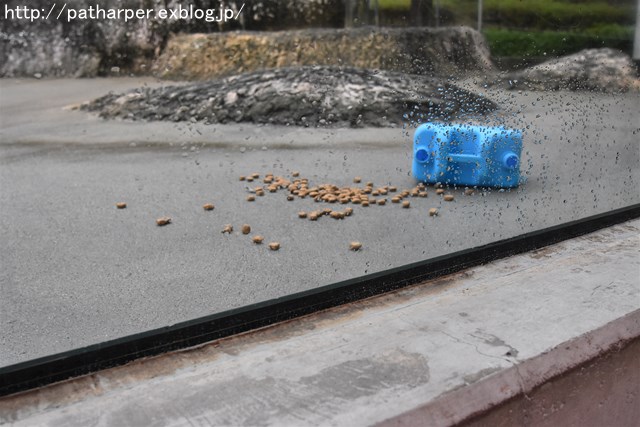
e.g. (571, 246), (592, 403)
(0, 78), (639, 367)
(1, 219), (638, 426)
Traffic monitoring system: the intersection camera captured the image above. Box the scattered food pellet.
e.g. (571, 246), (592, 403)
(239, 176), (246, 181)
(366, 181), (374, 187)
(292, 171), (300, 177)
(222, 224), (233, 234)
(388, 186), (397, 192)
(309, 212), (319, 221)
(349, 241), (363, 251)
(247, 177), (254, 182)
(116, 202), (127, 209)
(268, 242), (280, 251)
(252, 235), (264, 244)
(464, 188), (475, 196)
(436, 188), (445, 195)
(156, 217), (171, 226)
(402, 200), (411, 208)
(353, 176), (362, 183)
(203, 203), (215, 211)
(247, 195), (256, 202)
(242, 224), (251, 235)
(330, 211), (345, 219)
(418, 191), (428, 198)
(344, 207), (354, 216)
(391, 196), (401, 203)
(429, 208), (439, 216)
(298, 211), (307, 218)
(256, 190), (265, 196)
(287, 195), (294, 201)
(444, 194), (455, 202)
(377, 199), (386, 206)
(251, 173), (260, 179)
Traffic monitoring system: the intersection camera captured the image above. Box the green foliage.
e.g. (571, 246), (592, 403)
(438, 0), (634, 30)
(484, 26), (634, 58)
(378, 0), (412, 11)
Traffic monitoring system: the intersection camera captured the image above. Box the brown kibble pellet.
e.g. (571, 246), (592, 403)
(349, 241), (363, 251)
(252, 235), (264, 244)
(156, 217), (171, 226)
(309, 212), (319, 221)
(286, 195), (294, 201)
(391, 196), (401, 203)
(298, 211), (307, 218)
(116, 202), (127, 209)
(429, 208), (438, 216)
(418, 191), (428, 198)
(292, 171), (300, 177)
(388, 186), (397, 192)
(402, 200), (410, 208)
(366, 181), (374, 187)
(344, 207), (354, 216)
(464, 188), (475, 196)
(268, 242), (280, 251)
(353, 176), (362, 183)
(247, 195), (255, 202)
(241, 224), (251, 235)
(239, 176), (246, 181)
(203, 203), (215, 211)
(444, 194), (455, 202)
(251, 173), (260, 179)
(256, 190), (265, 197)
(361, 201), (370, 207)
(330, 211), (344, 219)
(264, 177), (273, 184)
(436, 188), (445, 195)
(377, 199), (386, 206)
(222, 224), (233, 234)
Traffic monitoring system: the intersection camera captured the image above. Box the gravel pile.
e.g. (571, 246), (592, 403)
(493, 48), (639, 92)
(81, 66), (498, 128)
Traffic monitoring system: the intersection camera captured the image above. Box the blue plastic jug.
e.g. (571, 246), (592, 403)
(412, 123), (523, 188)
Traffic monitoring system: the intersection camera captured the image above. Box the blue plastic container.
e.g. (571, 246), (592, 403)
(412, 123), (523, 188)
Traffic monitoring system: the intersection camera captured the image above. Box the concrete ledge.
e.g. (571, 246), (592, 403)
(1, 219), (639, 426)
(380, 310), (640, 427)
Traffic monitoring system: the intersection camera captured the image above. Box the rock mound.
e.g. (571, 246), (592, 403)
(494, 48), (639, 92)
(82, 66), (498, 127)
(154, 27), (494, 80)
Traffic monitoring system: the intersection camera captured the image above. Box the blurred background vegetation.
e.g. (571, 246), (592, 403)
(373, 0), (634, 64)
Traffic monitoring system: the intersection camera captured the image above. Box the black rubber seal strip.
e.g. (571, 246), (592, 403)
(1, 204), (639, 397)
